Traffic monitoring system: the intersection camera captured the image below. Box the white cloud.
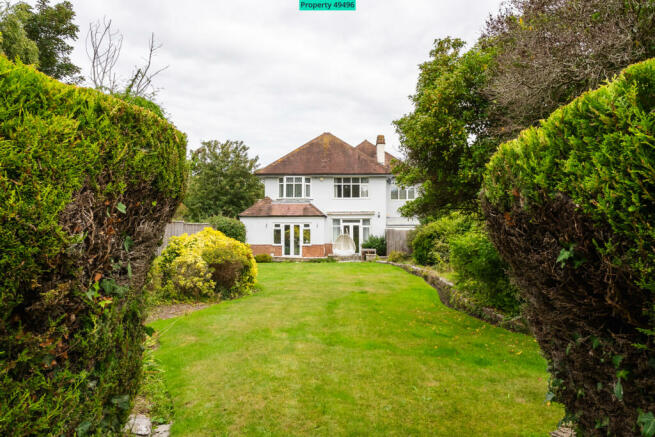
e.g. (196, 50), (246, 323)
(57, 0), (503, 165)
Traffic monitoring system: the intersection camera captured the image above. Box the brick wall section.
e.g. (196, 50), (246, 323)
(249, 244), (333, 258)
(301, 244), (327, 257)
(249, 245), (282, 256)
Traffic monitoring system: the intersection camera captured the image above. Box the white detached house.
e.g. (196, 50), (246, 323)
(239, 132), (419, 258)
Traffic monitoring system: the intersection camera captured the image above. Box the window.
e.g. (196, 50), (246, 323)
(303, 224), (311, 244)
(273, 224), (281, 245)
(274, 223), (312, 246)
(362, 219), (370, 242)
(334, 177), (368, 198)
(278, 176), (311, 198)
(332, 219), (341, 241)
(391, 185), (415, 200)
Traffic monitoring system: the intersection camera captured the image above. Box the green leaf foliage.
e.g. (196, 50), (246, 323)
(207, 214), (246, 243)
(361, 235), (386, 256)
(410, 211), (473, 267)
(449, 224), (522, 315)
(0, 1), (81, 82)
(22, 0), (81, 82)
(484, 58), (655, 293)
(638, 411), (655, 437)
(393, 37), (499, 216)
(0, 57), (187, 435)
(482, 58), (655, 434)
(184, 139), (264, 221)
(254, 253), (273, 263)
(0, 2), (39, 66)
(146, 228), (257, 302)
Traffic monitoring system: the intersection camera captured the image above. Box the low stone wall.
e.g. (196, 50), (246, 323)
(378, 261), (530, 335)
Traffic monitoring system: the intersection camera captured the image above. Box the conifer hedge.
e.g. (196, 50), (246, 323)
(482, 59), (655, 435)
(0, 57), (187, 435)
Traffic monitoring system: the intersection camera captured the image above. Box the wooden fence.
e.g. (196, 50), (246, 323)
(385, 228), (412, 254)
(156, 221), (212, 255)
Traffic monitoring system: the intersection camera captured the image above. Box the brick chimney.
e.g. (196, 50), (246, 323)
(375, 135), (385, 165)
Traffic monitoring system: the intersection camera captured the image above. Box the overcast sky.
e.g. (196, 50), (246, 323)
(58, 0), (503, 167)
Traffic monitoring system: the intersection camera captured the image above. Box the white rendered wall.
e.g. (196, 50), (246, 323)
(260, 175), (418, 241)
(241, 216), (326, 246)
(386, 183), (421, 228)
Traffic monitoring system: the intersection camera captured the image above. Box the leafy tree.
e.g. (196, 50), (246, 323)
(207, 215), (246, 242)
(395, 1), (655, 221)
(0, 2), (39, 65)
(184, 140), (264, 221)
(23, 0), (80, 82)
(393, 38), (498, 217)
(0, 0), (80, 82)
(484, 0), (655, 139)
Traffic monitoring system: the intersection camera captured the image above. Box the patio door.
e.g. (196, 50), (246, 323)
(283, 224), (302, 257)
(341, 220), (361, 253)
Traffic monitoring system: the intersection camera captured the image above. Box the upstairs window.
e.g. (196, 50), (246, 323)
(334, 177), (368, 198)
(278, 176), (311, 198)
(391, 185), (415, 200)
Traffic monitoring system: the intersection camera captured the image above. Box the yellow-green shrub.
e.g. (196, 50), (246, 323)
(254, 253), (273, 263)
(150, 228), (257, 302)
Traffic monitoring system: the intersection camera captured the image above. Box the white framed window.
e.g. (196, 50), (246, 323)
(391, 185), (415, 200)
(332, 219), (341, 241)
(303, 223), (311, 245)
(278, 176), (311, 198)
(274, 223), (311, 245)
(334, 177), (369, 198)
(273, 224), (281, 245)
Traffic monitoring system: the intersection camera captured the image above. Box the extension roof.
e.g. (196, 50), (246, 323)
(255, 132), (395, 176)
(239, 197), (326, 217)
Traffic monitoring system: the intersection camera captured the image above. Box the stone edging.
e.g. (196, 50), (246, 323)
(377, 261), (530, 335)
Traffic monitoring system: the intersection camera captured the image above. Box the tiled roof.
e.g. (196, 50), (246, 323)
(255, 133), (392, 175)
(354, 140), (397, 168)
(239, 197), (325, 217)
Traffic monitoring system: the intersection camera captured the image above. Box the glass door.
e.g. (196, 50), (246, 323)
(283, 224), (302, 257)
(341, 220), (361, 253)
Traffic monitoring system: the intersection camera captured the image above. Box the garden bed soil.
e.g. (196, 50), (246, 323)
(146, 303), (211, 323)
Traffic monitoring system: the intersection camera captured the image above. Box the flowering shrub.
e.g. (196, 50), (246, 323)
(149, 228), (257, 302)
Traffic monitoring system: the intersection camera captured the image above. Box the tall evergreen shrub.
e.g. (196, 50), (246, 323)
(0, 57), (187, 435)
(482, 59), (655, 435)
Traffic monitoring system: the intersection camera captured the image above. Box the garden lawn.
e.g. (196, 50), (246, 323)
(150, 263), (563, 436)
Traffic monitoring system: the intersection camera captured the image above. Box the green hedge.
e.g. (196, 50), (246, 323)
(410, 212), (473, 267)
(482, 59), (655, 434)
(0, 57), (187, 435)
(208, 214), (246, 242)
(254, 253), (273, 263)
(362, 235), (386, 256)
(449, 226), (520, 315)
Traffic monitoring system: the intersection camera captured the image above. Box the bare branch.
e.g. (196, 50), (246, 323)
(85, 17), (122, 93)
(125, 33), (169, 98)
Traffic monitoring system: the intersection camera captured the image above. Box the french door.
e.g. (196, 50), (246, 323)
(283, 224), (302, 257)
(341, 220), (361, 253)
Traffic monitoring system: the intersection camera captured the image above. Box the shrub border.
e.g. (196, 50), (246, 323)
(377, 261), (529, 334)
